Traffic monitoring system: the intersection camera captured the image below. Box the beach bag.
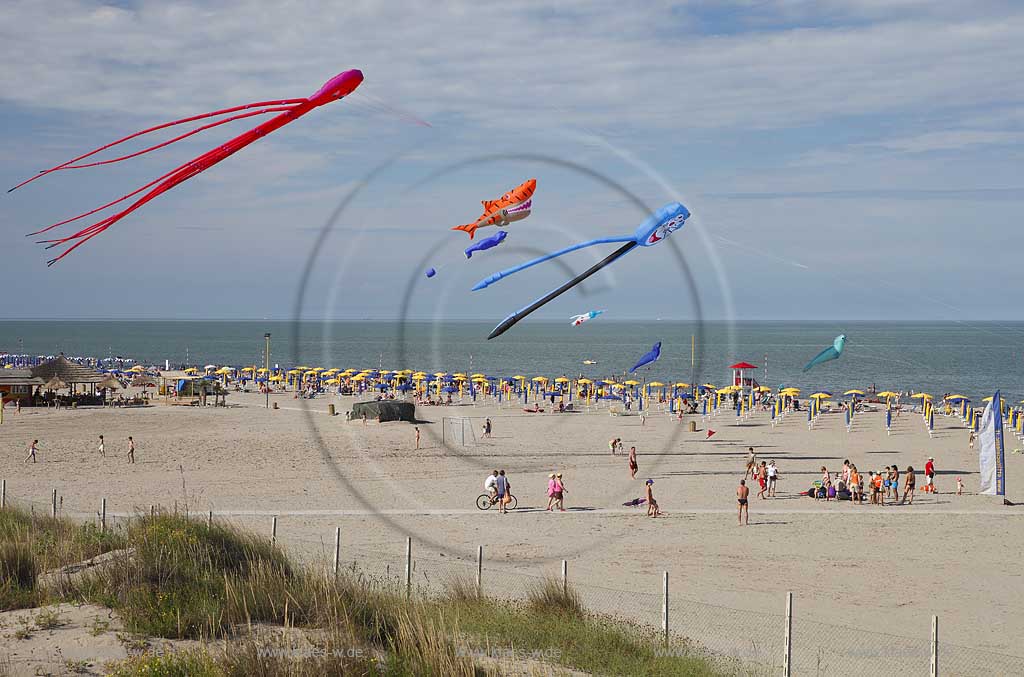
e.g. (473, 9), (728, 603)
(837, 490), (852, 501)
(827, 486), (837, 498)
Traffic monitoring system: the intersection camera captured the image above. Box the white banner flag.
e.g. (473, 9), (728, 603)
(978, 393), (1003, 495)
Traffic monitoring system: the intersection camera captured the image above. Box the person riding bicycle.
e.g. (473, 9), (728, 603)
(484, 470), (499, 502)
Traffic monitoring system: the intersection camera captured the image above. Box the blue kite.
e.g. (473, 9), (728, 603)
(803, 334), (846, 372)
(474, 202), (690, 339)
(630, 342), (661, 373)
(465, 230), (507, 258)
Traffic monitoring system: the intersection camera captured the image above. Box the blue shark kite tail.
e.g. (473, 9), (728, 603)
(474, 203), (690, 339)
(803, 334), (846, 372)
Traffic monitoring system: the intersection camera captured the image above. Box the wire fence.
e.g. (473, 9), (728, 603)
(3, 483), (1023, 675)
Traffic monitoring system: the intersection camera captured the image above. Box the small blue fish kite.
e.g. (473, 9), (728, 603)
(465, 230), (507, 258)
(803, 334), (846, 372)
(630, 341), (661, 373)
(425, 268), (437, 278)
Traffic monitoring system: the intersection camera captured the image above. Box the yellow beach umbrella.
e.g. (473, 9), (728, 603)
(602, 379), (618, 385)
(876, 391), (899, 398)
(577, 378), (593, 385)
(982, 396), (993, 403)
(702, 383), (717, 389)
(674, 382), (690, 388)
(647, 381), (665, 387)
(716, 387), (734, 395)
(910, 393), (932, 400)
(554, 377), (570, 383)
(512, 375), (526, 380)
(433, 372), (447, 377)
(624, 379), (641, 386)
(471, 373), (485, 379)
(269, 375), (284, 382)
(809, 392), (832, 399)
(532, 376), (548, 382)
(843, 389), (866, 396)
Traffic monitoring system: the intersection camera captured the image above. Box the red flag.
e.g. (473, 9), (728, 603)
(706, 429), (716, 439)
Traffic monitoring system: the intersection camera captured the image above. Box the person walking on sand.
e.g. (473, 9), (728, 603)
(628, 446), (638, 479)
(98, 435), (105, 457)
(495, 470), (510, 514)
(737, 479), (749, 525)
(554, 473), (567, 511)
(745, 447), (757, 479)
(767, 460), (779, 497)
(483, 418), (492, 438)
(645, 479), (660, 517)
(757, 461), (768, 499)
(414, 426), (420, 450)
(609, 437), (619, 455)
(902, 466), (916, 504)
(925, 456), (937, 494)
(25, 439), (38, 464)
(126, 436), (136, 464)
(546, 473), (557, 511)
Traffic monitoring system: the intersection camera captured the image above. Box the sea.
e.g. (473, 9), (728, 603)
(1, 320), (1022, 403)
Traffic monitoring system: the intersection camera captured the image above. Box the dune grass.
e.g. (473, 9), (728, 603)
(5, 507), (726, 675)
(0, 505), (125, 610)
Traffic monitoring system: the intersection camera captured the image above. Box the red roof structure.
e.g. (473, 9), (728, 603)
(729, 361), (758, 370)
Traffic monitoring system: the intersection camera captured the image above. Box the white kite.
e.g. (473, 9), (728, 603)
(570, 310), (605, 327)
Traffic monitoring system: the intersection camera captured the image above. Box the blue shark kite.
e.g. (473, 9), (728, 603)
(474, 202), (690, 339)
(630, 342), (661, 373)
(570, 310), (605, 326)
(465, 230), (507, 258)
(803, 334), (846, 372)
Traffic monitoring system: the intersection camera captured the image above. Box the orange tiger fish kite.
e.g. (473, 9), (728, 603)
(451, 178), (535, 239)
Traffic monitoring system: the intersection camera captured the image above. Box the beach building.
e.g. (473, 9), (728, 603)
(0, 369), (44, 402)
(729, 361), (761, 390)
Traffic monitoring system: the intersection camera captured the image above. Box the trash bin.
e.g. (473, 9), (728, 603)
(273, 402), (279, 410)
(688, 420), (697, 432)
(328, 404), (336, 416)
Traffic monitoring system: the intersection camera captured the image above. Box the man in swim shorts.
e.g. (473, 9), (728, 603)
(737, 479), (749, 525)
(925, 456), (936, 493)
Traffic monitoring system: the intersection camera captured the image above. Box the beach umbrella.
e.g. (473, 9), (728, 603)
(910, 393), (932, 400)
(756, 386), (772, 393)
(204, 364), (217, 371)
(674, 382), (690, 388)
(624, 379), (641, 386)
(982, 396), (993, 403)
(128, 365), (146, 373)
(375, 383), (389, 390)
(701, 383), (717, 389)
(843, 389), (866, 396)
(809, 392), (832, 398)
(876, 391), (899, 399)
(471, 373), (485, 379)
(554, 377), (570, 384)
(577, 378), (593, 385)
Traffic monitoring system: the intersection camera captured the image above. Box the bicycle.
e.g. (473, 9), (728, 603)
(476, 493), (517, 511)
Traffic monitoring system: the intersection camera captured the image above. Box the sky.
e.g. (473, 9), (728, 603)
(1, 0), (1023, 322)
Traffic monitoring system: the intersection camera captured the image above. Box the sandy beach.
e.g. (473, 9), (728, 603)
(2, 388), (1021, 668)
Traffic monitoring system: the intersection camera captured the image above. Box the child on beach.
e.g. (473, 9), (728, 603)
(737, 480), (749, 525)
(957, 477), (964, 495)
(25, 439), (38, 464)
(645, 479), (660, 517)
(98, 435), (105, 457)
(628, 446), (638, 479)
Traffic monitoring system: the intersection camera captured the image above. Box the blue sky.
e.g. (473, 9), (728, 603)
(1, 0), (1022, 322)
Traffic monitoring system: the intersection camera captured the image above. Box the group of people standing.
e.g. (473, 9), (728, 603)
(744, 447), (780, 499)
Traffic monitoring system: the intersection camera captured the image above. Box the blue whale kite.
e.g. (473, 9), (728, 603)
(803, 334), (846, 372)
(465, 230), (507, 258)
(630, 341), (662, 373)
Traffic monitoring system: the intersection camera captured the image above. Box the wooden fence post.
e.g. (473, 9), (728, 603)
(51, 489), (57, 518)
(662, 571), (669, 645)
(561, 560), (568, 596)
(783, 591), (793, 677)
(333, 527), (341, 575)
(101, 498), (107, 532)
(1, 479), (6, 508)
(207, 511), (213, 527)
(476, 545), (483, 594)
(271, 516), (278, 545)
(931, 615), (938, 677)
(404, 537), (412, 598)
